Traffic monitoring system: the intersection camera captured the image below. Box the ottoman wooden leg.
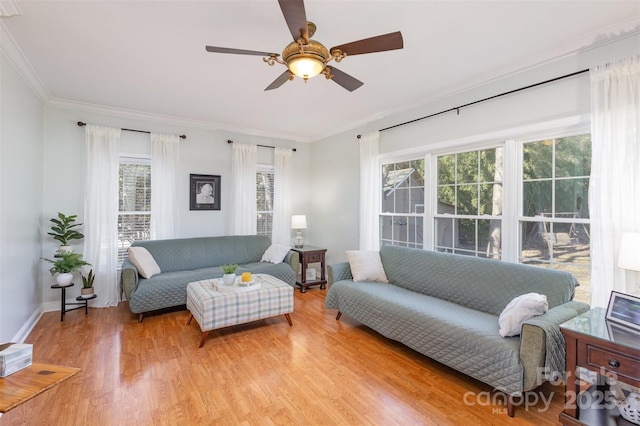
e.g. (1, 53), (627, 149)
(284, 313), (293, 326)
(198, 331), (210, 348)
(186, 313), (193, 325)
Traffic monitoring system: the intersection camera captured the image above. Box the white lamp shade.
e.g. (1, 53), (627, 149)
(618, 232), (640, 271)
(291, 215), (307, 230)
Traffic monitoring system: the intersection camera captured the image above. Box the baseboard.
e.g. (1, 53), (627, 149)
(11, 305), (44, 343)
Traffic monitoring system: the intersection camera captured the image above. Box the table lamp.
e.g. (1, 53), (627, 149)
(618, 232), (640, 272)
(291, 215), (307, 248)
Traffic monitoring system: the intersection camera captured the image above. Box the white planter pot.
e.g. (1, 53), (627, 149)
(58, 245), (73, 254)
(56, 272), (73, 286)
(222, 273), (236, 286)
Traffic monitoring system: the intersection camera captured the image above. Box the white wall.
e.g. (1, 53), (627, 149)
(309, 34), (640, 266)
(0, 50), (45, 342)
(41, 106), (311, 304)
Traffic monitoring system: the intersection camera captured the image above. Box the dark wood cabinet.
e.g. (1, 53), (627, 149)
(559, 308), (640, 425)
(291, 246), (327, 293)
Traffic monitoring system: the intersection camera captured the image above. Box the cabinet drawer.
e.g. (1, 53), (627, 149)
(306, 253), (322, 263)
(587, 345), (640, 381)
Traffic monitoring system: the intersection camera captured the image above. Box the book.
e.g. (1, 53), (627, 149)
(0, 343), (33, 377)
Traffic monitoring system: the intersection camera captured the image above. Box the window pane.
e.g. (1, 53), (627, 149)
(435, 217), (455, 251)
(380, 215), (423, 248)
(119, 164), (151, 212)
(411, 188), (425, 213)
(456, 218), (476, 252)
(457, 184), (477, 215)
(437, 186), (455, 213)
(555, 178), (589, 219)
(457, 151), (478, 184)
(522, 180), (552, 217)
(118, 213), (151, 263)
(256, 171), (274, 237)
(483, 219), (501, 259)
(437, 155), (455, 185)
(555, 135), (591, 178)
(479, 148), (499, 183)
(394, 188), (410, 213)
(523, 141), (552, 180)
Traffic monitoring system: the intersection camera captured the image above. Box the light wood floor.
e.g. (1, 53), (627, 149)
(3, 288), (566, 425)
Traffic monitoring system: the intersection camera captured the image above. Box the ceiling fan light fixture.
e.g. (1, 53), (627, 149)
(288, 56), (325, 81)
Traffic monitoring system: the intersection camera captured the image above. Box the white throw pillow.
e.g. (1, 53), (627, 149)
(346, 250), (388, 283)
(261, 244), (291, 264)
(498, 292), (549, 337)
(128, 247), (161, 279)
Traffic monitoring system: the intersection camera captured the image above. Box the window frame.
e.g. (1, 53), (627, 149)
(118, 154), (151, 265)
(256, 164), (275, 239)
(378, 115), (591, 266)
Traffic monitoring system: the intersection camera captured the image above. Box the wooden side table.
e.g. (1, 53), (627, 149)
(291, 246), (327, 293)
(50, 283), (97, 321)
(559, 307), (640, 425)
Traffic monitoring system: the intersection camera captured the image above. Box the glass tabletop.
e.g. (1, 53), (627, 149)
(560, 307), (640, 351)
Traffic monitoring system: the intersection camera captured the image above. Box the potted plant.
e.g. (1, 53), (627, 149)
(43, 251), (91, 286)
(81, 269), (95, 297)
(221, 263), (238, 286)
(47, 212), (84, 252)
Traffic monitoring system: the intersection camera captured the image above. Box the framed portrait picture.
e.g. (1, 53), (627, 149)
(190, 174), (221, 211)
(605, 291), (640, 332)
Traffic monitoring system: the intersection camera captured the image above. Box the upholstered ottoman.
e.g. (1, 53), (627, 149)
(186, 274), (294, 347)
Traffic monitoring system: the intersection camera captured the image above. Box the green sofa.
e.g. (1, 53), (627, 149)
(121, 235), (298, 322)
(325, 244), (590, 416)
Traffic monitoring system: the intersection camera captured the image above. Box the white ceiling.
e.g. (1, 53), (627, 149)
(2, 0), (639, 142)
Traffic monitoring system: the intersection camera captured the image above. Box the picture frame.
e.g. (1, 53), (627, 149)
(605, 291), (640, 332)
(189, 174), (221, 211)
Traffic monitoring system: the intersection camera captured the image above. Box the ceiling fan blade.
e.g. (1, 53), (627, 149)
(328, 66), (364, 92)
(330, 31), (403, 56)
(205, 46), (277, 56)
(264, 70), (292, 91)
(278, 0), (309, 43)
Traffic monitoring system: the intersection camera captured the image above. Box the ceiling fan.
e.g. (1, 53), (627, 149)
(205, 0), (403, 92)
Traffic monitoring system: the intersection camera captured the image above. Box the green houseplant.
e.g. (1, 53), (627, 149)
(221, 264), (238, 286)
(81, 269), (95, 296)
(43, 251), (91, 286)
(48, 212), (84, 250)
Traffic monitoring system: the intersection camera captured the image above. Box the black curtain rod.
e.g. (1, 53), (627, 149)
(227, 139), (297, 152)
(77, 121), (186, 139)
(356, 68), (590, 139)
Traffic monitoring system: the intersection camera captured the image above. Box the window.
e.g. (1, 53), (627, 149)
(520, 134), (591, 302)
(118, 157), (151, 264)
(256, 167), (274, 237)
(380, 159), (424, 248)
(435, 147), (503, 258)
(378, 125), (591, 304)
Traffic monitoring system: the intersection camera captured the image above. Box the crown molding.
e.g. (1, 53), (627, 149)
(47, 98), (309, 143)
(0, 22), (50, 103)
(0, 0), (21, 17)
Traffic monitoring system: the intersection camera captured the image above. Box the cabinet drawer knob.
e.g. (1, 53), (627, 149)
(608, 359), (620, 368)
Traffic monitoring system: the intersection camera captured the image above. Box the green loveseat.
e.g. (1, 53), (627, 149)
(325, 244), (589, 416)
(121, 235), (298, 322)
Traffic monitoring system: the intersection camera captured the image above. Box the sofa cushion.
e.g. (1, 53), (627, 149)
(261, 244), (291, 264)
(131, 235), (272, 273)
(346, 250), (388, 283)
(380, 244), (578, 315)
(499, 293), (548, 337)
(128, 247), (161, 279)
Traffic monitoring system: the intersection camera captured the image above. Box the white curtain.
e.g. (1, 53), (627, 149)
(589, 55), (640, 307)
(359, 131), (381, 250)
(83, 124), (121, 307)
(272, 147), (293, 246)
(229, 143), (257, 235)
(150, 132), (180, 240)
